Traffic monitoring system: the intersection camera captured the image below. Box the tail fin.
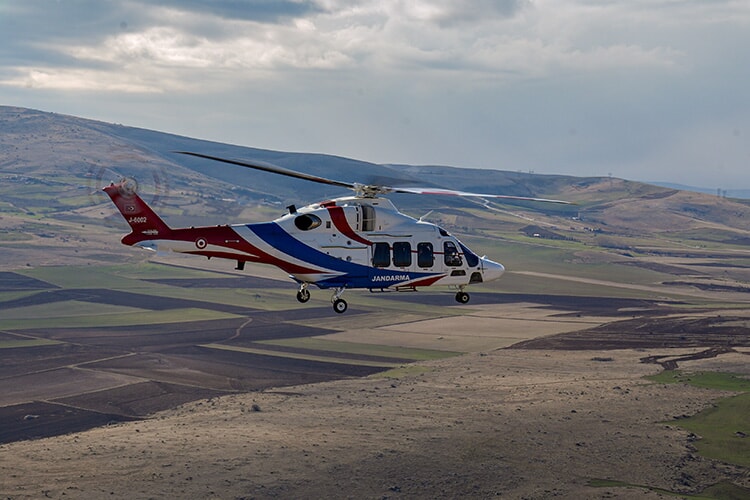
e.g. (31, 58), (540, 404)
(103, 180), (172, 245)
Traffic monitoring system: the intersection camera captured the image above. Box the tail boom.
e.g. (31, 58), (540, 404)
(102, 181), (326, 276)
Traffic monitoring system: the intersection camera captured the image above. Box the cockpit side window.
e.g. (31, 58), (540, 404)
(294, 214), (322, 231)
(443, 241), (463, 266)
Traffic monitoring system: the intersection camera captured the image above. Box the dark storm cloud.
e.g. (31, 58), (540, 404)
(0, 1), (322, 69)
(0, 0), (328, 93)
(0, 2), (144, 73)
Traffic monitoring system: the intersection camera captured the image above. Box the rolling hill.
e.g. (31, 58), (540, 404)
(1, 105), (749, 282)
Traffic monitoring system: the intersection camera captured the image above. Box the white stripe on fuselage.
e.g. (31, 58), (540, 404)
(231, 224), (346, 278)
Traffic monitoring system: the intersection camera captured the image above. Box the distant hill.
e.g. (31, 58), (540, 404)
(1, 105), (749, 270)
(651, 182), (750, 200)
(0, 106), (594, 209)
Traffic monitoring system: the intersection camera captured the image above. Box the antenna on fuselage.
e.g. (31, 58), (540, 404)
(418, 210), (433, 222)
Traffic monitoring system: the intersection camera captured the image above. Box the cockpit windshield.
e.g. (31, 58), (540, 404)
(439, 227), (480, 268)
(457, 240), (480, 267)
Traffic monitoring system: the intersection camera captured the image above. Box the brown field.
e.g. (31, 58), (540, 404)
(0, 270), (437, 448)
(2, 347), (749, 499)
(0, 272), (59, 291)
(1, 267), (750, 498)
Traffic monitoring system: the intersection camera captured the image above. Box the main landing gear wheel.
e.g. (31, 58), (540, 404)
(296, 289), (311, 303)
(331, 286), (347, 314)
(333, 299), (348, 314)
(455, 291), (470, 304)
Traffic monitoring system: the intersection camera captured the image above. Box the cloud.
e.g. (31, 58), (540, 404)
(148, 0), (324, 23)
(0, 0), (692, 93)
(1, 0), (749, 187)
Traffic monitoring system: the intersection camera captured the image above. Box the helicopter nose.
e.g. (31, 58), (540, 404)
(481, 258), (505, 282)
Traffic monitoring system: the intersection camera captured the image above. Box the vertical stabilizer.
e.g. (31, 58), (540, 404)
(103, 180), (171, 245)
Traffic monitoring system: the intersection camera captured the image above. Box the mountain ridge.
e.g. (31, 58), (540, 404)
(1, 105), (749, 257)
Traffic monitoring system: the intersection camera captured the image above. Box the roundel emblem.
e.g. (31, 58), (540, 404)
(195, 238), (207, 249)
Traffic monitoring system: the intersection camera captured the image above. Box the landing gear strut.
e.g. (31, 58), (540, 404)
(331, 287), (348, 314)
(296, 283), (311, 303)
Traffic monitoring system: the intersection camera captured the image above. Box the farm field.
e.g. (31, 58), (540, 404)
(0, 262), (435, 443)
(1, 247), (749, 497)
(3, 105), (750, 498)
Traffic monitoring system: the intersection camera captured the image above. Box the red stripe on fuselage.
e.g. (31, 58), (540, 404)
(405, 275), (446, 288)
(170, 225), (324, 275)
(326, 205), (371, 246)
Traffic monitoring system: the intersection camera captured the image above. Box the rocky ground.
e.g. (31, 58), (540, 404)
(2, 347), (748, 499)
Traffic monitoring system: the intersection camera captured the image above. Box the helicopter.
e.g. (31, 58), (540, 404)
(104, 152), (569, 313)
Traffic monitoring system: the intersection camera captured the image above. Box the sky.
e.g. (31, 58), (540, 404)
(1, 0), (748, 189)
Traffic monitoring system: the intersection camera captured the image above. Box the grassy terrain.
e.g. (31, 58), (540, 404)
(0, 262), (469, 362)
(114, 262), (232, 279)
(18, 265), (145, 289)
(648, 370), (750, 392)
(258, 337), (461, 361)
(589, 478), (750, 499)
(0, 307), (242, 331)
(0, 338), (62, 348)
(648, 370), (750, 468)
(677, 394), (750, 468)
(201, 343), (400, 368)
(0, 300), (147, 321)
(371, 364), (434, 379)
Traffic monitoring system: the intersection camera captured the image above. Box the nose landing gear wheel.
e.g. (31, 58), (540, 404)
(455, 291), (470, 304)
(296, 289), (311, 303)
(333, 299), (348, 314)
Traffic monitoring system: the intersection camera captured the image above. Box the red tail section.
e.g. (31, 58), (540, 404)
(103, 181), (172, 245)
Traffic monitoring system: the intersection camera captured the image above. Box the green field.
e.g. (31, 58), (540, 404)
(0, 338), (62, 348)
(649, 371), (750, 468)
(0, 307), (242, 331)
(589, 478), (750, 499)
(258, 337), (461, 361)
(0, 262), (469, 362)
(648, 370), (750, 392)
(201, 343), (401, 368)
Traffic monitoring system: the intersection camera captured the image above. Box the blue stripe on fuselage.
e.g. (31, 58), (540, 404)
(249, 222), (368, 276)
(248, 222), (439, 288)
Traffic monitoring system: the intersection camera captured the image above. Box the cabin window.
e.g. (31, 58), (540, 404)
(443, 241), (463, 266)
(393, 242), (412, 267)
(417, 242), (434, 268)
(361, 205), (376, 232)
(294, 214), (322, 231)
(372, 242), (390, 267)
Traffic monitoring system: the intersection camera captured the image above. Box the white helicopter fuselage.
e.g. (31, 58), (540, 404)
(264, 196), (505, 290)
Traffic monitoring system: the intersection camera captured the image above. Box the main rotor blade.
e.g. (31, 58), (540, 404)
(176, 151), (355, 191)
(177, 151), (571, 203)
(392, 186), (572, 204)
